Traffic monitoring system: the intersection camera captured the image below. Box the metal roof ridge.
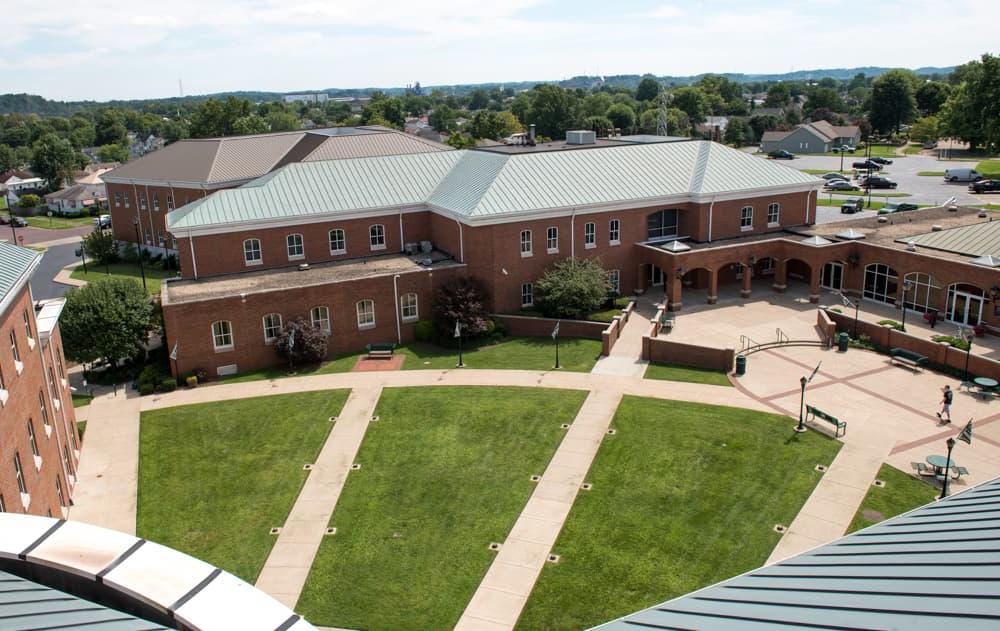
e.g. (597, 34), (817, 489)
(688, 140), (711, 194)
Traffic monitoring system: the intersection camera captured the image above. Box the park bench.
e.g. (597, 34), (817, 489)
(953, 466), (970, 479)
(889, 348), (928, 370)
(911, 462), (930, 475)
(805, 404), (847, 437)
(365, 342), (396, 359)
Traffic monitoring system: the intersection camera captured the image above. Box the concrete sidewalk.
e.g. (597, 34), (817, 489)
(68, 384), (141, 534)
(591, 301), (653, 378)
(255, 386), (383, 609)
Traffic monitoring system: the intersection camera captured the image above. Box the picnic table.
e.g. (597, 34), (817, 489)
(973, 377), (998, 399)
(926, 454), (958, 480)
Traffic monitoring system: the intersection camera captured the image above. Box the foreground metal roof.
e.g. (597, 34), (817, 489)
(168, 140), (820, 230)
(593, 475), (1000, 630)
(897, 220), (1000, 258)
(0, 240), (41, 309)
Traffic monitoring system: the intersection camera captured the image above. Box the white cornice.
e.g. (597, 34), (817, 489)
(0, 252), (42, 317)
(172, 204), (428, 237)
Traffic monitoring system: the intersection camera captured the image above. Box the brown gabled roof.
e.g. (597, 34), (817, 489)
(302, 130), (451, 161)
(761, 130), (791, 142)
(44, 183), (105, 202)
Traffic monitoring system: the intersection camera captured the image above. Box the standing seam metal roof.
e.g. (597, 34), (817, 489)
(0, 241), (41, 306)
(897, 221), (1000, 258)
(593, 475), (1000, 631)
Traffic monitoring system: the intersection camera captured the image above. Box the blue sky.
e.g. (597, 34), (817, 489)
(2, 0), (997, 101)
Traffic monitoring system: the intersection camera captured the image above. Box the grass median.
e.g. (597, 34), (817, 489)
(848, 463), (937, 533)
(70, 262), (176, 295)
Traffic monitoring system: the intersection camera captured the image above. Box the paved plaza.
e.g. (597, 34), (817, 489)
(67, 290), (999, 629)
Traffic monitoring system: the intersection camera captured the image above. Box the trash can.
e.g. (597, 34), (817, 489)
(837, 332), (849, 352)
(735, 355), (747, 376)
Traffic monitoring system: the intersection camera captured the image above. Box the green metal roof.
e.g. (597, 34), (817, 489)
(167, 141), (820, 231)
(896, 220), (1000, 258)
(0, 569), (167, 629)
(0, 240), (41, 306)
(592, 475), (1000, 630)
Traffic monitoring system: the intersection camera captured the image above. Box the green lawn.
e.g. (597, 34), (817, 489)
(977, 204), (1000, 211)
(826, 191), (911, 198)
(801, 168), (849, 175)
(976, 159), (1000, 177)
(25, 215), (93, 229)
(847, 464), (937, 533)
(863, 144), (904, 158)
(76, 421), (86, 441)
(517, 396), (841, 630)
(644, 362), (732, 387)
(297, 386), (587, 630)
(137, 390), (348, 582)
(70, 263), (176, 295)
(917, 171), (945, 177)
(903, 144), (924, 155)
(71, 393), (93, 407)
(399, 337), (601, 372)
(0, 197), (6, 210)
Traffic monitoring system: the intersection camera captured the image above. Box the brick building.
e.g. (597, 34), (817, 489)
(101, 126), (453, 251)
(0, 242), (80, 517)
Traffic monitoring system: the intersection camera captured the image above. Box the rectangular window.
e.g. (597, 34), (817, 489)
(63, 445), (72, 477)
(286, 234), (304, 259)
(647, 209), (679, 240)
(139, 193), (147, 210)
(152, 194), (160, 211)
(401, 293), (418, 321)
(609, 269), (621, 294)
(14, 452), (27, 494)
(27, 419), (39, 458)
(520, 230), (532, 257)
(609, 219), (620, 245)
(262, 313), (282, 343)
(329, 229), (346, 255)
(212, 321), (233, 351)
(357, 300), (375, 329)
(114, 191), (121, 207)
(56, 476), (66, 507)
(767, 202), (780, 226)
(311, 306), (331, 335)
(243, 239), (262, 265)
(123, 191), (130, 208)
(0, 494), (5, 512)
(546, 227), (558, 253)
(369, 224), (386, 250)
(166, 195), (174, 210)
(10, 330), (20, 363)
(38, 392), (49, 427)
(521, 283), (533, 307)
(584, 222), (596, 248)
(23, 310), (31, 340)
(740, 206), (753, 230)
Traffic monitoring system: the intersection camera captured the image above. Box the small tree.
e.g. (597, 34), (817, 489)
(433, 276), (489, 340)
(536, 258), (611, 319)
(60, 277), (155, 367)
(17, 194), (40, 208)
(274, 317), (328, 366)
(82, 229), (119, 264)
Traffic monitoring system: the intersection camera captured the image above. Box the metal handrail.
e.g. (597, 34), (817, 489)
(738, 339), (827, 357)
(776, 328), (789, 344)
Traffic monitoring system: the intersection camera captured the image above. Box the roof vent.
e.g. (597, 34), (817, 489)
(906, 240), (916, 251)
(931, 225), (943, 232)
(298, 263), (310, 271)
(566, 130), (597, 145)
(835, 228), (866, 240)
(971, 255), (1000, 268)
(660, 240), (691, 252)
(800, 235), (833, 246)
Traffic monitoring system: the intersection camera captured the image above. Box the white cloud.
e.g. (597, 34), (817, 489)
(639, 4), (682, 19)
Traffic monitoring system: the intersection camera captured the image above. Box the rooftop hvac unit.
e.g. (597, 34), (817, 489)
(420, 240), (433, 253)
(298, 263), (310, 271)
(404, 242), (419, 255)
(566, 130), (597, 145)
(420, 258), (433, 266)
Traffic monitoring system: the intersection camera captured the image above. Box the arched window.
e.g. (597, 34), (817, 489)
(311, 306), (330, 335)
(243, 238), (262, 265)
(286, 234), (304, 259)
(646, 209), (678, 240)
(767, 202), (780, 225)
(584, 222), (596, 248)
(262, 313), (282, 343)
(863, 264), (898, 304)
(329, 229), (346, 255)
(400, 293), (418, 321)
(369, 225), (386, 250)
(520, 230), (532, 256)
(357, 300), (375, 329)
(211, 320), (233, 350)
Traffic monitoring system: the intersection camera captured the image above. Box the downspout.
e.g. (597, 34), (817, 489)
(453, 217), (464, 263)
(144, 183), (156, 251)
(131, 179), (142, 249)
(393, 274), (402, 344)
(570, 209), (576, 258)
(188, 230), (199, 280)
(806, 189), (814, 225)
(707, 197), (716, 243)
(398, 207), (404, 252)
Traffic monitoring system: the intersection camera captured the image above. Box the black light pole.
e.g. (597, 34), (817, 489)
(962, 328), (973, 383)
(900, 279), (912, 332)
(6, 192), (16, 242)
(839, 292), (859, 339)
(132, 218), (147, 292)
(939, 437), (956, 499)
(78, 242), (88, 274)
(865, 142), (874, 209)
(795, 362), (822, 433)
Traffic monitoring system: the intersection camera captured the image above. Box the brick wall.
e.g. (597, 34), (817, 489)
(642, 336), (736, 372)
(107, 182), (206, 248)
(491, 314), (607, 341)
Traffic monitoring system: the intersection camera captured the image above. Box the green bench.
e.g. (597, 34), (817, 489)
(805, 405), (847, 437)
(953, 466), (970, 479)
(365, 342), (396, 359)
(659, 314), (675, 330)
(889, 347), (927, 370)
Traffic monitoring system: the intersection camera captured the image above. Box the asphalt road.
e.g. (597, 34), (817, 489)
(30, 242), (78, 300)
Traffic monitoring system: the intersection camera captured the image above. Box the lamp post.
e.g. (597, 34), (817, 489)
(552, 321), (561, 369)
(961, 327), (974, 384)
(900, 279), (912, 332)
(132, 218), (147, 292)
(939, 436), (956, 499)
(77, 241), (88, 274)
(838, 291), (859, 339)
(795, 362), (822, 433)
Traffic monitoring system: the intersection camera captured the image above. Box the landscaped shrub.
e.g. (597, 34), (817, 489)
(120, 242), (139, 263)
(931, 334), (971, 350)
(87, 206), (101, 217)
(82, 229), (119, 264)
(536, 257), (611, 319)
(275, 317), (328, 365)
(159, 377), (177, 392)
(18, 194), (40, 208)
(433, 276), (489, 339)
(138, 382), (155, 396)
(414, 319), (434, 342)
(877, 319), (904, 331)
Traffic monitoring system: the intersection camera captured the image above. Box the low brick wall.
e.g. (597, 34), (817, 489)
(493, 314), (609, 350)
(816, 309), (836, 343)
(643, 337), (736, 372)
(824, 308), (1000, 379)
(602, 318), (621, 356)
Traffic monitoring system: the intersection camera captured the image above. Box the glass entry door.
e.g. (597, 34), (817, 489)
(821, 262), (844, 290)
(948, 289), (984, 325)
(648, 264), (663, 286)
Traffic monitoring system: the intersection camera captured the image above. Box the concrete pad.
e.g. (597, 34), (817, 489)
(460, 588), (528, 627)
(480, 561), (542, 596)
(507, 516), (563, 548)
(519, 497), (571, 524)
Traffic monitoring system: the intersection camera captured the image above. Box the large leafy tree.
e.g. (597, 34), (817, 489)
(95, 109), (128, 146)
(605, 103), (636, 132)
(536, 258), (611, 319)
(429, 105), (458, 132)
(868, 69), (918, 134)
(97, 143), (129, 163)
(915, 81), (951, 116)
(940, 53), (1000, 151)
(360, 93), (405, 130)
(433, 276), (489, 339)
(723, 118), (753, 146)
(764, 83), (790, 107)
(30, 133), (80, 189)
(274, 317), (328, 365)
(525, 84), (578, 139)
(231, 114), (270, 135)
(636, 77), (661, 102)
(467, 110), (521, 140)
(670, 87), (707, 125)
(0, 143), (15, 172)
(61, 277), (155, 367)
(82, 229), (119, 264)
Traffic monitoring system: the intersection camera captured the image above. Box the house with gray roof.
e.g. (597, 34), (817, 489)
(761, 120), (860, 154)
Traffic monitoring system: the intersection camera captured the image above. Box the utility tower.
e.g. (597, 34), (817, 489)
(655, 83), (672, 136)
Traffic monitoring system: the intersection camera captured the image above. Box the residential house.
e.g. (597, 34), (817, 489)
(1, 171), (45, 206)
(760, 120), (860, 153)
(43, 183), (106, 214)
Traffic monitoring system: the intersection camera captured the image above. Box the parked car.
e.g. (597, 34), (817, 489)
(878, 202), (919, 214)
(944, 168), (982, 182)
(0, 215), (27, 227)
(94, 214), (112, 228)
(840, 198), (865, 213)
(768, 150), (795, 159)
(822, 172), (848, 181)
(969, 179), (1000, 193)
(870, 156), (893, 165)
(860, 176), (898, 189)
(832, 145), (856, 153)
(922, 140), (938, 149)
(853, 160), (882, 171)
(825, 180), (859, 191)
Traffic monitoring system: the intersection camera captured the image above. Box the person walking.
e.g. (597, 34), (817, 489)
(936, 385), (953, 423)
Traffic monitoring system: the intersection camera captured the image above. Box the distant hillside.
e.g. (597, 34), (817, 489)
(0, 65), (956, 115)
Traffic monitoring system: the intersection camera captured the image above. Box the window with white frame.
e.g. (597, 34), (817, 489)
(262, 313), (282, 343)
(62, 446), (72, 477)
(584, 222), (596, 248)
(329, 229), (346, 255)
(520, 230), (532, 256)
(113, 191), (121, 207)
(10, 330), (20, 363)
(211, 320), (233, 351)
(152, 194), (160, 211)
(27, 419), (39, 458)
(767, 202), (780, 225)
(286, 233), (304, 259)
(22, 310), (31, 340)
(139, 193), (147, 210)
(243, 238), (262, 265)
(166, 195), (174, 210)
(521, 283), (533, 307)
(311, 306), (331, 334)
(609, 219), (620, 245)
(123, 191), (130, 207)
(14, 452), (27, 494)
(369, 224), (386, 250)
(356, 299), (375, 329)
(38, 392), (49, 427)
(546, 227), (558, 253)
(740, 206), (753, 230)
(56, 476), (65, 507)
(400, 293), (418, 321)
(609, 269), (620, 294)
(0, 494), (5, 512)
